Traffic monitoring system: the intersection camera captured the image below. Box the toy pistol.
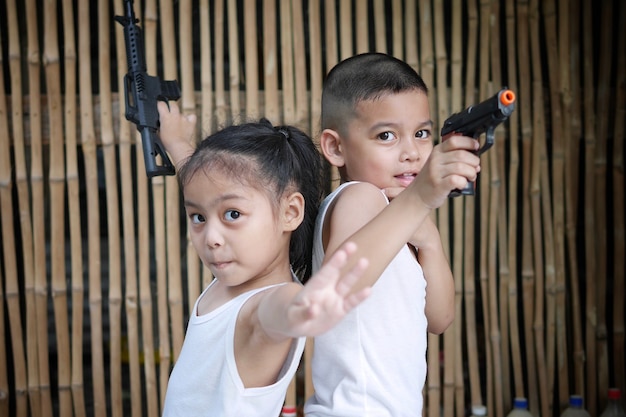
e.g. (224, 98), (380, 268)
(441, 88), (516, 196)
(115, 0), (181, 177)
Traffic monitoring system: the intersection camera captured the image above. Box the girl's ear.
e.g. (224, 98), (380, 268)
(319, 128), (345, 168)
(282, 192), (305, 232)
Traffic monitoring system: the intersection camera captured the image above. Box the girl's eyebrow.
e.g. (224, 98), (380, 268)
(183, 193), (249, 209)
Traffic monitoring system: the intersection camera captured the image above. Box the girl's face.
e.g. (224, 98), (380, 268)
(183, 168), (294, 291)
(338, 90), (434, 190)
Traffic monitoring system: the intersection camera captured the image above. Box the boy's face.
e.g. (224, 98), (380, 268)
(331, 90), (433, 191)
(183, 168), (293, 289)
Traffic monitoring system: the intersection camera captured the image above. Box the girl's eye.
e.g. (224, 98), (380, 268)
(190, 213), (205, 224)
(377, 131), (397, 142)
(224, 210), (241, 221)
(416, 129), (432, 139)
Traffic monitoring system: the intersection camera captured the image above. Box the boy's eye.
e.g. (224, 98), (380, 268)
(190, 213), (205, 224)
(377, 131), (397, 142)
(416, 129), (431, 139)
(224, 210), (241, 221)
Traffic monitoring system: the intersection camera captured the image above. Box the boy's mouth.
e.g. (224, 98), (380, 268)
(394, 172), (417, 187)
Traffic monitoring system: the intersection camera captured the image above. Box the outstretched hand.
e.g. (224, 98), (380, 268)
(285, 242), (370, 337)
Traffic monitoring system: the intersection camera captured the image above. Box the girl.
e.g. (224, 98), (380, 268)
(159, 113), (371, 416)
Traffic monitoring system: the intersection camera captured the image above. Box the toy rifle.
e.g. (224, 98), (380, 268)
(115, 0), (180, 177)
(441, 88), (516, 196)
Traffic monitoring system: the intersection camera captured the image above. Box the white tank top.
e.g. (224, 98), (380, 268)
(305, 182), (428, 417)
(163, 279), (305, 417)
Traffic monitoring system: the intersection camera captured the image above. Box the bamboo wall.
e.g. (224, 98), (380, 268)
(0, 0), (624, 416)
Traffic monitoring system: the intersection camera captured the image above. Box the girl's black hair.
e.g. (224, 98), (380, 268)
(178, 119), (324, 281)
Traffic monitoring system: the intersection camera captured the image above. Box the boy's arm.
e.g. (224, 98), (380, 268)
(157, 101), (197, 168)
(323, 136), (481, 293)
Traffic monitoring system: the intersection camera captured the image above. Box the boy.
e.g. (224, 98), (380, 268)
(303, 52), (480, 416)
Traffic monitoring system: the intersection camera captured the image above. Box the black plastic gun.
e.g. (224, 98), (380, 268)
(440, 88), (516, 196)
(115, 0), (180, 177)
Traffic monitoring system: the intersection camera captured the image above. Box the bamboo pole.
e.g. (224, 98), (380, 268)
(462, 0), (483, 410)
(529, 2), (550, 415)
(323, 0), (342, 190)
(563, 0), (585, 401)
(79, 1), (107, 415)
(61, 1), (86, 414)
(308, 0), (323, 137)
(485, 1), (505, 414)
(504, 0), (524, 404)
(198, 0), (213, 294)
(355, 0), (367, 54)
(263, 0), (279, 124)
(176, 0), (195, 361)
(43, 0), (71, 415)
(581, 0), (598, 409)
(418, 0), (434, 88)
(339, 0), (351, 60)
(515, 0), (539, 413)
(291, 0), (307, 128)
(244, 0), (259, 120)
(97, 1), (123, 416)
(227, 0), (241, 121)
(0, 14), (29, 416)
(391, 0), (402, 59)
(112, 1), (142, 415)
(476, 0), (494, 413)
(21, 0), (42, 413)
(429, 0), (448, 415)
(280, 0), (295, 124)
(540, 0), (560, 401)
(214, 0), (228, 126)
(448, 1), (466, 415)
(0, 29), (10, 416)
(161, 0), (184, 366)
(25, 0), (51, 412)
(143, 0), (172, 407)
(612, 1), (626, 397)
(550, 0), (573, 408)
(530, 5), (555, 416)
(594, 1), (613, 406)
(404, 0), (419, 72)
(373, 0), (385, 53)
(136, 1), (160, 414)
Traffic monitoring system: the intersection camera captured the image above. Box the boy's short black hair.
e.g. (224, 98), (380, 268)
(321, 53), (429, 132)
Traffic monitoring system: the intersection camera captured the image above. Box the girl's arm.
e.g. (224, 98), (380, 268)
(256, 241), (370, 341)
(157, 101), (197, 168)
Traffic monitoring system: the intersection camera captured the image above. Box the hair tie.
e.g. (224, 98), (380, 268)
(278, 128), (290, 139)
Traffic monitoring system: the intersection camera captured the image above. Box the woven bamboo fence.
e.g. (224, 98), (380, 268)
(0, 0), (624, 416)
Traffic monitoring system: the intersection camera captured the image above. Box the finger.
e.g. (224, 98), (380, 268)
(343, 287), (372, 311)
(335, 257), (369, 296)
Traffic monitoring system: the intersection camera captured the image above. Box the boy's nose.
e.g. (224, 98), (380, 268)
(400, 137), (420, 161)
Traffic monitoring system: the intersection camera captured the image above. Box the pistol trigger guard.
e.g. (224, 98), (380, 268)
(477, 127), (495, 155)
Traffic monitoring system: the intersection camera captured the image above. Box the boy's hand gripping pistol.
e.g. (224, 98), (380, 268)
(440, 88), (516, 196)
(115, 0), (180, 177)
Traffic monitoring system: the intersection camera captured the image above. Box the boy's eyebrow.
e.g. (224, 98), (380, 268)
(369, 119), (434, 131)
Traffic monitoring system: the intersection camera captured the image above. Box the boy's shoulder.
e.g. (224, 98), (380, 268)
(326, 181), (388, 222)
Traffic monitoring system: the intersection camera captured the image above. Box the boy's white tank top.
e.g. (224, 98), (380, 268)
(305, 181), (428, 417)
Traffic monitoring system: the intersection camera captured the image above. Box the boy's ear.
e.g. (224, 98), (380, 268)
(319, 128), (345, 167)
(282, 192), (305, 232)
